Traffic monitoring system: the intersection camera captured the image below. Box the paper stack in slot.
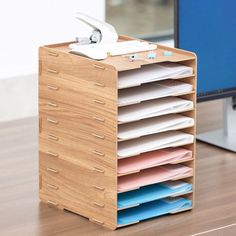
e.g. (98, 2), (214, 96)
(118, 197), (192, 225)
(118, 80), (193, 106)
(118, 131), (194, 158)
(118, 114), (194, 141)
(118, 147), (192, 174)
(118, 164), (193, 192)
(118, 62), (193, 89)
(118, 97), (193, 123)
(118, 181), (192, 209)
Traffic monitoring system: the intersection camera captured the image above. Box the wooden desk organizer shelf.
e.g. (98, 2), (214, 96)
(39, 35), (197, 230)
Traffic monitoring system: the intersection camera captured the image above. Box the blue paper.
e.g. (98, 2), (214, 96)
(118, 181), (192, 209)
(118, 197), (192, 225)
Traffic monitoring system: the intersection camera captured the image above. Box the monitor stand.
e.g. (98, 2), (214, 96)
(197, 97), (236, 152)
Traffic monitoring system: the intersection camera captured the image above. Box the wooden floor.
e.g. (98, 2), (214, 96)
(0, 100), (236, 236)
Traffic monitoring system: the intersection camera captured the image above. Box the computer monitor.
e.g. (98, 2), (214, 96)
(175, 0), (236, 152)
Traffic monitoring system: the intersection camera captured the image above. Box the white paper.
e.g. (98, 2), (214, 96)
(118, 114), (194, 140)
(118, 131), (194, 158)
(163, 180), (190, 190)
(118, 62), (193, 89)
(118, 80), (193, 106)
(118, 97), (193, 123)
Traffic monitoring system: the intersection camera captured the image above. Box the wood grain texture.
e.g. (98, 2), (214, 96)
(1, 99), (236, 235)
(39, 43), (118, 229)
(39, 152), (117, 229)
(38, 36), (197, 229)
(43, 35), (196, 71)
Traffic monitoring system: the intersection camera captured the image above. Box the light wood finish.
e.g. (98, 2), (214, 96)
(39, 36), (196, 229)
(43, 35), (195, 71)
(39, 44), (118, 229)
(1, 99), (236, 235)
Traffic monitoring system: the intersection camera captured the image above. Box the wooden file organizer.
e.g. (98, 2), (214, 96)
(39, 35), (197, 230)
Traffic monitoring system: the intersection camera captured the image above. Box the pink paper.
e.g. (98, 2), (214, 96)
(118, 148), (192, 175)
(118, 164), (193, 192)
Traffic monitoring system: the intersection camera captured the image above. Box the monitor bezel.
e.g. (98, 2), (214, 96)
(174, 0), (236, 102)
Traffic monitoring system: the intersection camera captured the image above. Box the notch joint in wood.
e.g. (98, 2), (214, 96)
(93, 64), (105, 70)
(46, 167), (59, 174)
(90, 218), (104, 225)
(47, 200), (58, 206)
(48, 51), (59, 57)
(47, 183), (59, 190)
(47, 134), (59, 141)
(47, 68), (59, 74)
(92, 133), (105, 139)
(47, 84), (59, 91)
(46, 151), (59, 158)
(47, 118), (59, 124)
(93, 202), (105, 208)
(92, 150), (105, 156)
(93, 167), (105, 173)
(93, 99), (106, 105)
(92, 185), (105, 191)
(47, 101), (58, 107)
(92, 116), (105, 122)
(94, 82), (105, 87)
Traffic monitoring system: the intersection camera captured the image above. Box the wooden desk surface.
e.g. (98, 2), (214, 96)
(1, 100), (236, 236)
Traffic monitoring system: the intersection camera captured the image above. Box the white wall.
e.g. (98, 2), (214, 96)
(0, 75), (37, 121)
(0, 0), (105, 121)
(0, 0), (105, 76)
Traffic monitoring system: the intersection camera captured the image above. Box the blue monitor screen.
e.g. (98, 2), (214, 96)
(177, 0), (236, 100)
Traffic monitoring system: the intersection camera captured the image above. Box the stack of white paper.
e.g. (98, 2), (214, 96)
(118, 62), (193, 89)
(118, 131), (194, 158)
(118, 114), (194, 141)
(118, 97), (193, 123)
(118, 80), (193, 106)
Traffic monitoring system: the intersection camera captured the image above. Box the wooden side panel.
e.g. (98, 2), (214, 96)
(39, 152), (117, 229)
(39, 74), (116, 117)
(39, 47), (118, 229)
